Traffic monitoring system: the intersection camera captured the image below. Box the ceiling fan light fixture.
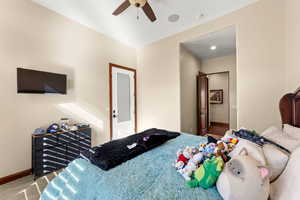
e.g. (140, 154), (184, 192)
(129, 0), (147, 7)
(113, 0), (157, 22)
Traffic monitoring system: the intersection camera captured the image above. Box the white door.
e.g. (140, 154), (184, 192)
(111, 67), (136, 139)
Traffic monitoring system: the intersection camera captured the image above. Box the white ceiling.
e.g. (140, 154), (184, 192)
(182, 27), (236, 60)
(32, 0), (257, 48)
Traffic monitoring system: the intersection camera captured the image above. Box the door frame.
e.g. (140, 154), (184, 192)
(197, 72), (209, 135)
(109, 63), (137, 140)
(197, 71), (230, 135)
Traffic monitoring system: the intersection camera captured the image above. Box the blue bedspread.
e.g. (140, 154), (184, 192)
(41, 133), (223, 200)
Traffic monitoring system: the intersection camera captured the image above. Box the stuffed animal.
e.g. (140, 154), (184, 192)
(175, 155), (187, 170)
(203, 143), (216, 158)
(186, 156), (224, 188)
(178, 152), (204, 181)
(190, 146), (200, 154)
(199, 136), (218, 153)
(191, 152), (204, 164)
(215, 141), (229, 162)
(174, 152), (188, 169)
(222, 130), (238, 143)
(174, 146), (192, 170)
(199, 143), (206, 152)
(178, 160), (197, 181)
(229, 138), (239, 145)
(220, 130), (239, 154)
(215, 141), (228, 153)
(227, 143), (236, 152)
(217, 148), (270, 200)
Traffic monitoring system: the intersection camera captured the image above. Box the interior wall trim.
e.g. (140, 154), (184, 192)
(0, 169), (32, 185)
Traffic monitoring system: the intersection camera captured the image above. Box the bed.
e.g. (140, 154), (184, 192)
(41, 133), (222, 200)
(270, 88), (300, 200)
(40, 88), (300, 200)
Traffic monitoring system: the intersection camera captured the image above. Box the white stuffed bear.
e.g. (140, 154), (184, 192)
(178, 152), (204, 181)
(174, 146), (193, 170)
(217, 148), (270, 200)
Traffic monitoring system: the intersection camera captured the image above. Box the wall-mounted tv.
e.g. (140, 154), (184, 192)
(17, 68), (67, 94)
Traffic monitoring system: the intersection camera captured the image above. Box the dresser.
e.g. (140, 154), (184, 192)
(32, 128), (91, 179)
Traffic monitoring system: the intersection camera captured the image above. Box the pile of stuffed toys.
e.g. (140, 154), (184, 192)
(173, 135), (239, 188)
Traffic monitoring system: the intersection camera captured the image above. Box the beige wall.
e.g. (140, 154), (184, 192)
(137, 39), (181, 132)
(0, 0), (136, 177)
(285, 0), (300, 92)
(207, 73), (229, 124)
(201, 54), (237, 128)
(137, 0), (285, 133)
(179, 46), (201, 134)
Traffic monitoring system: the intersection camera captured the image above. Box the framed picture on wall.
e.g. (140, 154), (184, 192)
(209, 89), (223, 104)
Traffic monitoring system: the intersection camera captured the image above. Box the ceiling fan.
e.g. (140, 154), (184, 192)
(112, 0), (157, 22)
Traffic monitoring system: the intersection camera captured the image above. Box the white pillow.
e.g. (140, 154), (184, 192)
(261, 126), (300, 152)
(261, 126), (280, 137)
(263, 144), (289, 181)
(271, 146), (300, 200)
(283, 124), (300, 140)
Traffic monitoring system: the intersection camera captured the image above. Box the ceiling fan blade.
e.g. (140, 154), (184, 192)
(142, 2), (157, 22)
(112, 0), (131, 16)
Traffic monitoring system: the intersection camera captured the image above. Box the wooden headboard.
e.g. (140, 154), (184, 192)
(280, 88), (300, 127)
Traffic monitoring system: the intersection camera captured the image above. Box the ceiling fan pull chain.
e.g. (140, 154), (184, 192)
(136, 7), (139, 20)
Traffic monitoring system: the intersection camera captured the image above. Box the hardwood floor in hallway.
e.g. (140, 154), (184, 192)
(207, 122), (229, 137)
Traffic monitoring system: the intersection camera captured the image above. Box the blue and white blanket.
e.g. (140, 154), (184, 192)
(41, 133), (223, 200)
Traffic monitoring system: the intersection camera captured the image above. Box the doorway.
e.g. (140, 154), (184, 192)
(109, 63), (137, 140)
(197, 71), (230, 136)
(179, 26), (237, 137)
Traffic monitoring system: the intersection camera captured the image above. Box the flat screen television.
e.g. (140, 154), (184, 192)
(17, 68), (67, 94)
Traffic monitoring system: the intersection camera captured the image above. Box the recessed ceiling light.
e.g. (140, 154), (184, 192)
(168, 14), (180, 23)
(210, 45), (217, 50)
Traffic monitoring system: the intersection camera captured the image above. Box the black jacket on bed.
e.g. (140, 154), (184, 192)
(80, 128), (180, 170)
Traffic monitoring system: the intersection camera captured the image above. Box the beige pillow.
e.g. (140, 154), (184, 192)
(261, 126), (279, 137)
(270, 146), (300, 200)
(261, 126), (300, 152)
(283, 124), (300, 140)
(263, 144), (289, 181)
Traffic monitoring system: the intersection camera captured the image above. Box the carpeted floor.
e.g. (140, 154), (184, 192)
(0, 173), (57, 200)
